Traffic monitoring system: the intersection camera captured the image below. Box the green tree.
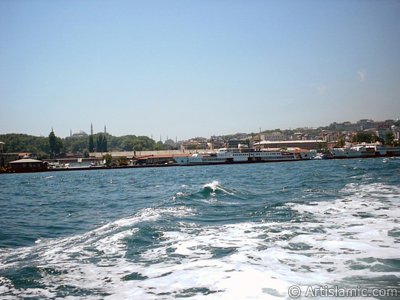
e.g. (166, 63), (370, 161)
(352, 132), (379, 144)
(0, 134), (49, 155)
(63, 136), (87, 154)
(154, 141), (165, 150)
(335, 137), (345, 148)
(56, 137), (64, 156)
(131, 136), (156, 151)
(96, 135), (101, 152)
(317, 142), (329, 153)
(48, 130), (63, 158)
(104, 136), (108, 152)
(385, 132), (395, 146)
(49, 130), (56, 157)
(88, 135), (94, 152)
(122, 139), (135, 151)
(96, 134), (108, 152)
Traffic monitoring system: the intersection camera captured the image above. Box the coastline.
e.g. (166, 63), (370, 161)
(1, 154), (398, 174)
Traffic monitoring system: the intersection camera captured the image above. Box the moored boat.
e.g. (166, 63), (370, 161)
(173, 148), (311, 165)
(331, 145), (376, 158)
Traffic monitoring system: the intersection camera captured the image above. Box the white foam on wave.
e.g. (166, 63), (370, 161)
(285, 183), (400, 261)
(203, 180), (220, 192)
(0, 206), (195, 299)
(1, 183), (399, 299)
(203, 180), (236, 196)
(118, 183), (400, 299)
(115, 221), (313, 299)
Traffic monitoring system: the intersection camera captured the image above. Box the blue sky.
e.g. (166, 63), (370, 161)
(1, 0), (399, 140)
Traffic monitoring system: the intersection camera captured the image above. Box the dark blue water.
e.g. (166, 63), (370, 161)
(1, 158), (399, 299)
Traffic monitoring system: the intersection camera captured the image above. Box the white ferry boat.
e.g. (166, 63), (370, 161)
(330, 145), (376, 158)
(173, 148), (246, 165)
(173, 148), (306, 165)
(249, 149), (302, 161)
(331, 144), (400, 158)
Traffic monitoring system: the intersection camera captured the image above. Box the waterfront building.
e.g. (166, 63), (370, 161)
(227, 139), (248, 149)
(261, 131), (287, 141)
(315, 131), (341, 143)
(209, 136), (227, 150)
(8, 158), (48, 173)
(182, 137), (208, 150)
(254, 140), (327, 150)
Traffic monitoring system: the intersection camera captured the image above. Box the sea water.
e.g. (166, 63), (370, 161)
(0, 158), (399, 299)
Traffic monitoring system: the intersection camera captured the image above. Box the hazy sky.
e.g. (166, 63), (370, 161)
(1, 0), (399, 140)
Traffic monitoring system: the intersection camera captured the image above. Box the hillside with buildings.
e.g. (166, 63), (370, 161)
(1, 119), (399, 161)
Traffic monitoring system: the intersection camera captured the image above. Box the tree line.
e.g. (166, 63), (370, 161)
(0, 131), (173, 159)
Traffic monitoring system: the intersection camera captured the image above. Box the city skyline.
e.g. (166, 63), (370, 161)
(1, 1), (400, 140)
(5, 117), (398, 142)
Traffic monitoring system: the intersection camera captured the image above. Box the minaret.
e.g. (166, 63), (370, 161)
(104, 125), (107, 134)
(70, 129), (72, 137)
(90, 123), (93, 136)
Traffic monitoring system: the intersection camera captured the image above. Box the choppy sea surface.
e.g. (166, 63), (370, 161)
(1, 158), (399, 299)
